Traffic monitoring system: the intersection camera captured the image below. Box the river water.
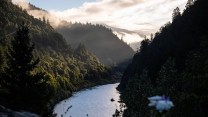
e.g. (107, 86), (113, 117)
(53, 83), (121, 117)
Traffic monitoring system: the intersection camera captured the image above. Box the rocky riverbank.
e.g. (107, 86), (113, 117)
(0, 105), (40, 117)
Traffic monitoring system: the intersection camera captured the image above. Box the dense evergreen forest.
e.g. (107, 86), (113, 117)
(0, 0), (118, 116)
(23, 3), (135, 66)
(118, 0), (208, 116)
(57, 23), (135, 66)
(2, 0), (208, 116)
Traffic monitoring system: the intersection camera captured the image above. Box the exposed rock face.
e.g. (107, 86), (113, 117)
(0, 105), (40, 117)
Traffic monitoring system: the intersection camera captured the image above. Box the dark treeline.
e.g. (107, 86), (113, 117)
(57, 23), (135, 66)
(118, 0), (208, 116)
(0, 0), (116, 116)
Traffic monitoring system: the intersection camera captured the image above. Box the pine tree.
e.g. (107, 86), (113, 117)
(172, 7), (181, 21)
(0, 23), (47, 111)
(42, 16), (46, 23)
(46, 19), (50, 24)
(186, 0), (194, 8)
(156, 58), (178, 96)
(140, 38), (150, 54)
(2, 23), (39, 90)
(0, 23), (62, 115)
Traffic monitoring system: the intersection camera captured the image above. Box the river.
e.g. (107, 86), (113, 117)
(53, 83), (121, 117)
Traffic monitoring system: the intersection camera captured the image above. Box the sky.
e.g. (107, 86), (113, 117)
(28, 0), (96, 10)
(12, 0), (188, 44)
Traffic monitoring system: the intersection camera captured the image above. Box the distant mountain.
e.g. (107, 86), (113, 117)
(129, 41), (141, 51)
(57, 23), (135, 66)
(16, 3), (135, 66)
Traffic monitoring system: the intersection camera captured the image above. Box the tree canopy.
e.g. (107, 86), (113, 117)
(119, 0), (208, 116)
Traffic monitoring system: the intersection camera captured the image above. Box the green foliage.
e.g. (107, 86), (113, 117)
(31, 41), (110, 115)
(175, 37), (208, 116)
(0, 47), (5, 73)
(57, 22), (135, 66)
(121, 69), (153, 117)
(119, 0), (208, 116)
(0, 23), (51, 114)
(155, 58), (179, 96)
(0, 1), (114, 116)
(1, 23), (38, 91)
(0, 0), (68, 51)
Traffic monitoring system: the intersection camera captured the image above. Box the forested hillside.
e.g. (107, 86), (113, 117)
(0, 0), (113, 116)
(57, 23), (135, 66)
(20, 3), (135, 66)
(119, 0), (208, 116)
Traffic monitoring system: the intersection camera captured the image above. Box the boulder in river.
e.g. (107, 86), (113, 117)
(111, 98), (115, 102)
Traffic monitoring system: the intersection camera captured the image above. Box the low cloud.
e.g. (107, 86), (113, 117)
(12, 0), (29, 9)
(50, 0), (187, 43)
(12, 0), (63, 27)
(12, 0), (187, 43)
(107, 0), (144, 8)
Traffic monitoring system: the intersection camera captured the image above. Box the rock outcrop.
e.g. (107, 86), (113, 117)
(0, 105), (40, 117)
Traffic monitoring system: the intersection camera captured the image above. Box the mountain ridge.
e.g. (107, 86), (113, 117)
(57, 22), (135, 66)
(0, 0), (115, 116)
(13, 2), (135, 66)
(118, 0), (208, 116)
